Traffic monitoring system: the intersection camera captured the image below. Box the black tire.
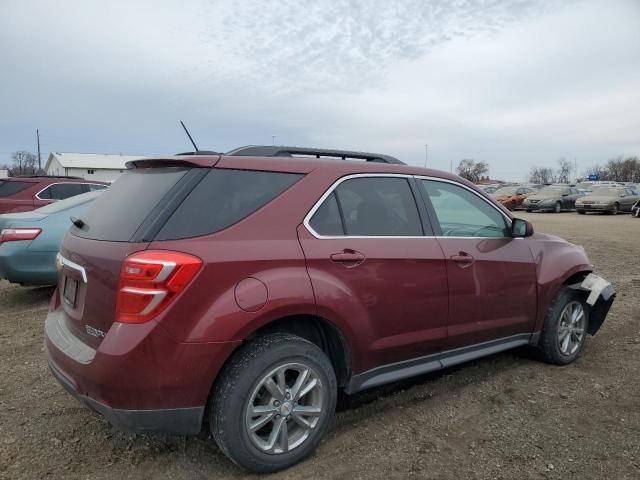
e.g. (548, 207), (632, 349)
(554, 201), (562, 213)
(577, 210), (586, 215)
(538, 286), (589, 365)
(608, 203), (619, 215)
(526, 209), (532, 213)
(210, 333), (337, 473)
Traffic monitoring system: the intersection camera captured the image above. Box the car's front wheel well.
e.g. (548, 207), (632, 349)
(562, 270), (591, 287)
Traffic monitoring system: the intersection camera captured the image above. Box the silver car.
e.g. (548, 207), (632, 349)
(575, 187), (639, 215)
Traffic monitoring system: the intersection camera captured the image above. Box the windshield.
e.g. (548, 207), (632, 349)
(493, 187), (518, 196)
(34, 190), (104, 214)
(539, 186), (567, 195)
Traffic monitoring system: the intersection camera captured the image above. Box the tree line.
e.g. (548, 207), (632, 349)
(1, 151), (45, 176)
(456, 156), (639, 184)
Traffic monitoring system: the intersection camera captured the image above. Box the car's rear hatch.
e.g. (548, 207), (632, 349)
(57, 156), (220, 349)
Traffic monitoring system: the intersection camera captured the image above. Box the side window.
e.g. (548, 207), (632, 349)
(48, 183), (86, 200)
(420, 180), (509, 238)
(309, 177), (423, 237)
(309, 192), (344, 236)
(86, 183), (108, 191)
(38, 186), (52, 199)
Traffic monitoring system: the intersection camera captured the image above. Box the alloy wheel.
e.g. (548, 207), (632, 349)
(245, 363), (324, 454)
(557, 301), (586, 356)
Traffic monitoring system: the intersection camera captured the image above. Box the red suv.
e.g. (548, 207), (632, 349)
(0, 176), (108, 214)
(45, 147), (615, 472)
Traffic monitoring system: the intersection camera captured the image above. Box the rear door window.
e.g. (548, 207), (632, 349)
(308, 176), (423, 237)
(155, 169), (303, 240)
(47, 183), (86, 200)
(0, 180), (32, 197)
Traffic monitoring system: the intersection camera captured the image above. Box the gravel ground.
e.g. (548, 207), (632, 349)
(1, 212), (639, 479)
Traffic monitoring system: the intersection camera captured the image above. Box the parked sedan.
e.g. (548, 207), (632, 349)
(491, 186), (535, 210)
(523, 186), (582, 213)
(0, 191), (103, 285)
(576, 187), (640, 215)
(0, 176), (108, 214)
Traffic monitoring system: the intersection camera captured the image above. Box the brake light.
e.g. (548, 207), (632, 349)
(116, 250), (202, 324)
(0, 228), (42, 244)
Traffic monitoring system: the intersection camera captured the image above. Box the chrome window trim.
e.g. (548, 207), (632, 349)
(302, 173), (512, 240)
(35, 182), (105, 201)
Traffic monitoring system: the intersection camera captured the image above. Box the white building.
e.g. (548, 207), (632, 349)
(44, 152), (147, 183)
(0, 169), (7, 179)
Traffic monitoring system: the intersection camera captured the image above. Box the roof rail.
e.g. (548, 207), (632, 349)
(225, 145), (405, 165)
(175, 151), (220, 156)
(12, 175), (83, 179)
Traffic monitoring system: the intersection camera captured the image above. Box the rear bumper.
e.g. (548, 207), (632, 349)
(0, 244), (58, 285)
(45, 305), (240, 435)
(48, 357), (204, 435)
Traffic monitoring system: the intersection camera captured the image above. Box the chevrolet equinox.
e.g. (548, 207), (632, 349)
(45, 146), (615, 472)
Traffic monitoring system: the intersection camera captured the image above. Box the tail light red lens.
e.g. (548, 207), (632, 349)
(116, 250), (202, 324)
(0, 228), (42, 244)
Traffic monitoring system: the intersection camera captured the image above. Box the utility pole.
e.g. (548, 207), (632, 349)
(272, 135), (276, 146)
(574, 158), (577, 181)
(424, 144), (428, 167)
(450, 159), (453, 173)
(36, 129), (41, 171)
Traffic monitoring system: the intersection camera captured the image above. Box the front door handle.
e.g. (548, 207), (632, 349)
(450, 251), (475, 268)
(330, 249), (365, 267)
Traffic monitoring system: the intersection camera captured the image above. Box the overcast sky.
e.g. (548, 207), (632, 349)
(1, 0), (639, 180)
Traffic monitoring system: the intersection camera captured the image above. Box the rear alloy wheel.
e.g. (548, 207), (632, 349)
(554, 201), (562, 213)
(609, 203), (619, 215)
(539, 287), (589, 365)
(210, 333), (337, 473)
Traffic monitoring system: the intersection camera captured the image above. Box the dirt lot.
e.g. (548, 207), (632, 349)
(1, 213), (638, 479)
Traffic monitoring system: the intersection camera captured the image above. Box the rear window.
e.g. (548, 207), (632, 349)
(73, 167), (302, 242)
(73, 168), (190, 241)
(0, 180), (32, 197)
(155, 169), (303, 240)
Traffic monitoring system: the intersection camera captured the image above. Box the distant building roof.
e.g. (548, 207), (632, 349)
(44, 152), (147, 171)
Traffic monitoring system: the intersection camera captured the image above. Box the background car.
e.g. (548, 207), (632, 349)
(576, 186), (640, 215)
(0, 176), (108, 214)
(632, 199), (640, 218)
(491, 186), (535, 210)
(0, 190), (103, 285)
(523, 185), (582, 213)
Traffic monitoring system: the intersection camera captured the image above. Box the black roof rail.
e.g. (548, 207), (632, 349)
(175, 151), (220, 156)
(11, 175), (83, 179)
(225, 145), (405, 165)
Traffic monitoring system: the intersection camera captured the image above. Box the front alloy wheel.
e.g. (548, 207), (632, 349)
(557, 301), (586, 356)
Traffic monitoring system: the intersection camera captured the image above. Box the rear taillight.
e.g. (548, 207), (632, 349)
(0, 228), (42, 244)
(116, 250), (202, 324)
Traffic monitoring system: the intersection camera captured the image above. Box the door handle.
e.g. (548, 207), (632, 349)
(450, 251), (475, 268)
(330, 249), (365, 267)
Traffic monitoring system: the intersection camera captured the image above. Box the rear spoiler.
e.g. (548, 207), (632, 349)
(125, 155), (220, 169)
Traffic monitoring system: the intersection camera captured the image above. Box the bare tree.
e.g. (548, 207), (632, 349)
(529, 166), (554, 184)
(8, 151), (41, 176)
(556, 158), (572, 184)
(456, 159), (489, 183)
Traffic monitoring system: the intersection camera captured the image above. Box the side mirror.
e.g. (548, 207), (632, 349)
(512, 218), (533, 238)
(562, 193), (569, 196)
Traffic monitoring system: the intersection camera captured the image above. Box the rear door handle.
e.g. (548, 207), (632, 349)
(450, 251), (475, 268)
(330, 249), (365, 267)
